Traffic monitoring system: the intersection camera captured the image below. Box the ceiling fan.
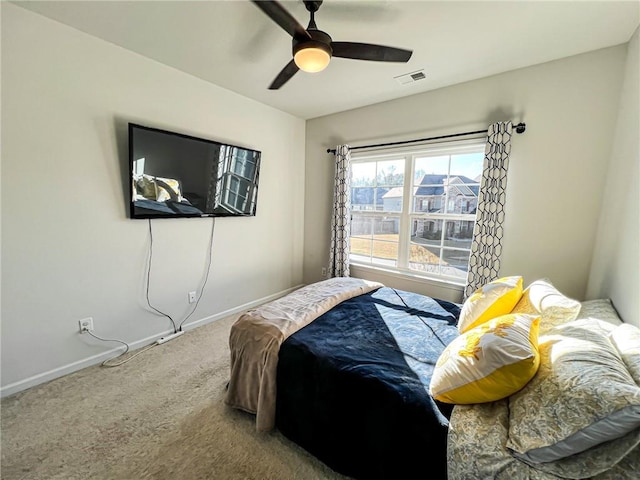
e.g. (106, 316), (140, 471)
(252, 0), (413, 90)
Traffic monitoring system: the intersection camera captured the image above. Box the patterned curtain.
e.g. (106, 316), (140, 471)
(328, 145), (352, 278)
(465, 122), (514, 298)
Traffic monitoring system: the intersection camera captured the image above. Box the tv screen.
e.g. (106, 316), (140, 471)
(128, 123), (261, 219)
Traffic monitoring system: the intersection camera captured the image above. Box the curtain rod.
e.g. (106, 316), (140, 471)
(326, 122), (526, 154)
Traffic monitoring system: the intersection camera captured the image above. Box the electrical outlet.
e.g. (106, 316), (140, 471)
(78, 317), (93, 333)
(188, 291), (197, 304)
(321, 267), (327, 278)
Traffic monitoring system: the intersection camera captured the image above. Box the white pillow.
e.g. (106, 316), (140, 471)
(511, 278), (581, 332)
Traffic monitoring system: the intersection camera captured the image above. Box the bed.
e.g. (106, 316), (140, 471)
(225, 277), (461, 479)
(226, 277), (640, 480)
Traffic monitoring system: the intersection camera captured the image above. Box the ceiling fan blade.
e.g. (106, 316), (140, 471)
(269, 60), (300, 90)
(252, 1), (311, 40)
(331, 42), (412, 63)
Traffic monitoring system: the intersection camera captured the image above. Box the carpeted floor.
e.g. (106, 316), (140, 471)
(0, 314), (350, 480)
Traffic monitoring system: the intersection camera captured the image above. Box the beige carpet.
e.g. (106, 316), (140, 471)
(1, 314), (350, 480)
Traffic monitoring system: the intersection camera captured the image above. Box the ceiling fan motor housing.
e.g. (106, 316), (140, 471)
(293, 29), (333, 59)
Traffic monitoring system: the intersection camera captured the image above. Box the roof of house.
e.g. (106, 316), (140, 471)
(380, 174), (480, 198)
(415, 174), (479, 197)
(382, 187), (405, 199)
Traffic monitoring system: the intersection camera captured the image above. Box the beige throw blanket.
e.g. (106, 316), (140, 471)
(225, 277), (384, 432)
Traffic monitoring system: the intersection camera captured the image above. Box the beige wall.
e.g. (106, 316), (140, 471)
(587, 27), (639, 326)
(1, 4), (305, 394)
(305, 45), (628, 303)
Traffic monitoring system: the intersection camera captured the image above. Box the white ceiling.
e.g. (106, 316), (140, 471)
(13, 1), (640, 119)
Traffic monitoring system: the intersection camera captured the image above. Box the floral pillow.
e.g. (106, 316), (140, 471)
(507, 317), (640, 465)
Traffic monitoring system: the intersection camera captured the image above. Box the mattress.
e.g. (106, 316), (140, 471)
(275, 286), (461, 480)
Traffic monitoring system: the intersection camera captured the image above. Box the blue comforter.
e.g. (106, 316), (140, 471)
(276, 286), (460, 480)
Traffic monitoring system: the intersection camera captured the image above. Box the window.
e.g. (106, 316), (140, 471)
(133, 157), (145, 176)
(350, 142), (484, 284)
(214, 146), (259, 213)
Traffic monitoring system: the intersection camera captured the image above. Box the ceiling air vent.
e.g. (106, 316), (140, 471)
(394, 69), (427, 85)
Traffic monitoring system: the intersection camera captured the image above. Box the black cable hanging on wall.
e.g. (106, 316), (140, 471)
(326, 122), (526, 154)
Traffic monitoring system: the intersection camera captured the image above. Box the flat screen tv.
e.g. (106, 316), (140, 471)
(128, 123), (261, 219)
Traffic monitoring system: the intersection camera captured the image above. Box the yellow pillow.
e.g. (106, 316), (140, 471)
(154, 176), (182, 202)
(458, 276), (523, 333)
(429, 313), (540, 404)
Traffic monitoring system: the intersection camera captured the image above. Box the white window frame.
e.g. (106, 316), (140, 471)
(216, 146), (258, 214)
(349, 139), (485, 286)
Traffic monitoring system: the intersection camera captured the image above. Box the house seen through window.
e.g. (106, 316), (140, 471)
(350, 142), (485, 283)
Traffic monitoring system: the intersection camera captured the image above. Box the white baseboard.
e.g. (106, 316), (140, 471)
(0, 284), (304, 398)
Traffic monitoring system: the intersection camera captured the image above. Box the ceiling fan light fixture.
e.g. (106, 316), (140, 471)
(294, 42), (332, 73)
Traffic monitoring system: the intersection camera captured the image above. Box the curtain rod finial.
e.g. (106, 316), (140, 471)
(514, 122), (526, 134)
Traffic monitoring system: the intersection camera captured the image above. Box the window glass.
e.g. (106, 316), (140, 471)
(350, 215), (400, 266)
(349, 142), (484, 284)
(408, 240), (441, 274)
(411, 218), (443, 246)
(352, 159), (403, 212)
